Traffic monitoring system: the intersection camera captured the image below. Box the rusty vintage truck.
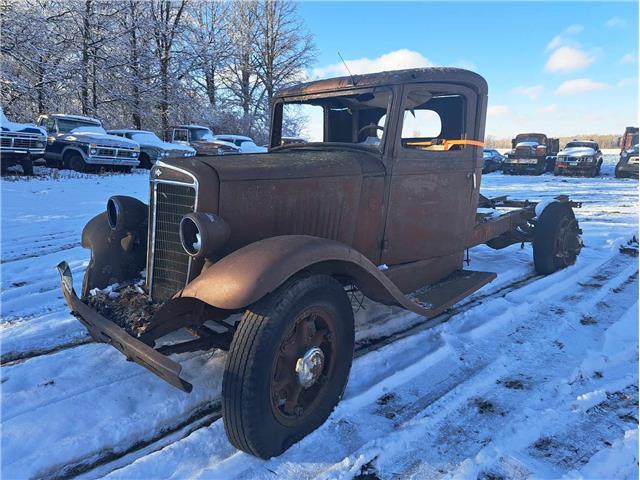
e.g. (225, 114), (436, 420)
(503, 132), (559, 175)
(57, 68), (582, 458)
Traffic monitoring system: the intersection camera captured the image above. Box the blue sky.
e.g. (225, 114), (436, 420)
(297, 1), (638, 137)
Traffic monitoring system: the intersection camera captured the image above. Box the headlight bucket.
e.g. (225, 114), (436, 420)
(179, 212), (230, 260)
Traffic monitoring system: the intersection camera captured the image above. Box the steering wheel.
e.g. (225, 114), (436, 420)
(357, 123), (384, 136)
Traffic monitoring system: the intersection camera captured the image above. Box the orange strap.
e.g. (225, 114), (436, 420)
(404, 139), (485, 151)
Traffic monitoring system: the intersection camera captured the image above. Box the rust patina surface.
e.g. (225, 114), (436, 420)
(57, 67), (579, 392)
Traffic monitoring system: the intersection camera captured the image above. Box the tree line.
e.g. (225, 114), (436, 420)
(0, 0), (316, 144)
(485, 134), (626, 150)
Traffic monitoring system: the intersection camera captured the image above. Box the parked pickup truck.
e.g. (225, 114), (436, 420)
(168, 124), (237, 156)
(0, 109), (47, 175)
(37, 114), (140, 172)
(554, 140), (603, 177)
(56, 68), (582, 460)
(108, 129), (196, 168)
(615, 127), (639, 179)
(503, 133), (559, 175)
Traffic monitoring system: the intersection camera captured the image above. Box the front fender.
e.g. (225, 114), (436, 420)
(178, 235), (431, 316)
(81, 211), (147, 297)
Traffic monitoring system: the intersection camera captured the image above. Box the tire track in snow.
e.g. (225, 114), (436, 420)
(31, 272), (545, 480)
(85, 253), (635, 480)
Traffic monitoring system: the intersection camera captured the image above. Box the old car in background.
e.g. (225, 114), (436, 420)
(482, 148), (504, 173)
(212, 134), (268, 153)
(0, 109), (46, 175)
(108, 129), (196, 168)
(168, 124), (236, 155)
(554, 140), (603, 177)
(503, 132), (559, 175)
(616, 143), (639, 179)
(37, 114), (140, 172)
(615, 127), (639, 179)
(56, 68), (582, 460)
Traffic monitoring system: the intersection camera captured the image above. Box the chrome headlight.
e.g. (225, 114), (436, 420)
(131, 151), (138, 157)
(35, 141), (45, 148)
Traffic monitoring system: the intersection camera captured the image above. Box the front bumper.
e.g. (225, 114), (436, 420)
(503, 159), (543, 175)
(56, 261), (192, 392)
(555, 162), (596, 176)
(85, 155), (140, 167)
(1, 149), (46, 164)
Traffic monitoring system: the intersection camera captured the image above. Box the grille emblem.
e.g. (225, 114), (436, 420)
(154, 169), (162, 177)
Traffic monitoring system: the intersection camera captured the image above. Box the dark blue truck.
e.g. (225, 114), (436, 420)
(36, 114), (140, 172)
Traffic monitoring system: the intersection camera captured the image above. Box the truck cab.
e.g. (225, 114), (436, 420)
(168, 124), (236, 155)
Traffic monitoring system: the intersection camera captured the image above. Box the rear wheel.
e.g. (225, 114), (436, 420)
(222, 274), (354, 458)
(533, 202), (582, 274)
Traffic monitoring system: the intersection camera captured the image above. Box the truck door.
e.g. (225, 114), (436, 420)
(381, 83), (482, 285)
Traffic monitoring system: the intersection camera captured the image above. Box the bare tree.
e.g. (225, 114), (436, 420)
(150, 0), (188, 133)
(254, 0), (315, 123)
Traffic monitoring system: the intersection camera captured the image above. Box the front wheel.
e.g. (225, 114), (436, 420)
(533, 202), (582, 274)
(64, 152), (87, 172)
(222, 274), (354, 458)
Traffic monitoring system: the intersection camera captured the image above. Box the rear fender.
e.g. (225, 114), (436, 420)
(177, 235), (431, 316)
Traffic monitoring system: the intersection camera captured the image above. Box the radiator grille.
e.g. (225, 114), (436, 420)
(150, 183), (196, 301)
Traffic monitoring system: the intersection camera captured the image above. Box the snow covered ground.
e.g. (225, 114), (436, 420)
(1, 155), (638, 479)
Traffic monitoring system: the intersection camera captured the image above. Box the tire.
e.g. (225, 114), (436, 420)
(535, 162), (545, 175)
(64, 151), (87, 172)
(554, 167), (560, 176)
(533, 202), (582, 275)
(21, 157), (34, 175)
(222, 274), (354, 459)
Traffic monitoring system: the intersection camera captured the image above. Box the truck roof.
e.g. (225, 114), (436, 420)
(174, 124), (211, 130)
(108, 129), (154, 135)
(48, 114), (101, 124)
(275, 68), (488, 99)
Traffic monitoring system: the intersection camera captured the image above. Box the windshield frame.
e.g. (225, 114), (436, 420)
(190, 127), (214, 141)
(271, 86), (393, 155)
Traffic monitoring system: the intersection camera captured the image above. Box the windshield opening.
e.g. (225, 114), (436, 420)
(274, 88), (391, 151)
(58, 119), (101, 133)
(131, 132), (162, 144)
(565, 141), (597, 149)
(191, 128), (214, 141)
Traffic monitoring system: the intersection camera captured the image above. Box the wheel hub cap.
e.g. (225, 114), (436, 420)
(295, 347), (324, 388)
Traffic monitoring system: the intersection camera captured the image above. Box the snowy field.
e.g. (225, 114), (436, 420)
(1, 154), (638, 479)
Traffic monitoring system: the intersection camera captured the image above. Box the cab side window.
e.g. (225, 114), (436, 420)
(40, 118), (56, 133)
(401, 91), (466, 152)
(173, 129), (189, 142)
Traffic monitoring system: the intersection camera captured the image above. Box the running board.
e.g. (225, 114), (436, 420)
(408, 270), (497, 317)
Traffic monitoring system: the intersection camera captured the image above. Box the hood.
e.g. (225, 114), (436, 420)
(515, 141), (539, 149)
(64, 130), (139, 148)
(0, 112), (46, 136)
(558, 146), (596, 158)
(167, 146), (384, 182)
(164, 141), (194, 153)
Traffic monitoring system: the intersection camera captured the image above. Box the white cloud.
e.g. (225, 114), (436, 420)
(564, 24), (584, 35)
(535, 104), (557, 114)
(512, 84), (544, 100)
(605, 17), (625, 28)
(617, 77), (638, 88)
(620, 52), (637, 64)
(487, 105), (511, 116)
(311, 49), (432, 79)
(544, 46), (594, 73)
(555, 78), (609, 95)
